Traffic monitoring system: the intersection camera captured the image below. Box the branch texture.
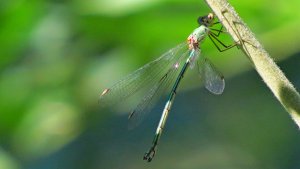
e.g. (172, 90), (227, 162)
(205, 0), (300, 128)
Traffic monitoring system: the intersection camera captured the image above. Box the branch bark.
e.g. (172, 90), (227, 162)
(205, 0), (300, 128)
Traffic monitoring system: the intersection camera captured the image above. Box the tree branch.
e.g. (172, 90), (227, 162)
(205, 0), (300, 128)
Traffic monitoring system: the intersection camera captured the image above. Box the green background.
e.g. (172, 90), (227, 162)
(0, 0), (300, 168)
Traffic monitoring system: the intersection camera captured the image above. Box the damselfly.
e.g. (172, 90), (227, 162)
(99, 13), (236, 162)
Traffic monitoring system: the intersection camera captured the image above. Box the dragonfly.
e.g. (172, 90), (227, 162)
(99, 13), (236, 162)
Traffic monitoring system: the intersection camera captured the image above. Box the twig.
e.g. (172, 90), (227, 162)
(205, 0), (300, 128)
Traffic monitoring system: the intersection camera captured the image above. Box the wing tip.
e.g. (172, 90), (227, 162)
(100, 88), (110, 97)
(128, 110), (135, 119)
(206, 79), (225, 95)
(98, 88), (110, 105)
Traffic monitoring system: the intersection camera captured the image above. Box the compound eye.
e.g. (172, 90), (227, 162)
(197, 16), (205, 25)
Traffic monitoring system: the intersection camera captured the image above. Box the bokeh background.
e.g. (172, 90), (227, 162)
(0, 0), (300, 169)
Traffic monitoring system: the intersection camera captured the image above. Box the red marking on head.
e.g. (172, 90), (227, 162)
(208, 13), (214, 20)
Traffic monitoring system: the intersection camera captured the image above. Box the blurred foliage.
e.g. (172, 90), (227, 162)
(0, 0), (300, 169)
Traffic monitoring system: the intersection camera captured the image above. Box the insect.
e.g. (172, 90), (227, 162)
(99, 13), (236, 162)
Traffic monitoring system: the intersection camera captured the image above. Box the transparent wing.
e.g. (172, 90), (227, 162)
(99, 42), (188, 107)
(197, 56), (225, 95)
(128, 50), (188, 129)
